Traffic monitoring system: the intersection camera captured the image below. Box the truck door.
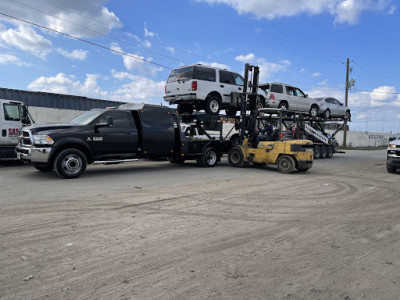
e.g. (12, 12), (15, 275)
(1, 101), (22, 147)
(219, 70), (243, 104)
(89, 110), (139, 158)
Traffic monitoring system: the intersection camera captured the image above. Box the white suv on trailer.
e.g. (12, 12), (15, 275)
(164, 64), (264, 115)
(259, 82), (320, 117)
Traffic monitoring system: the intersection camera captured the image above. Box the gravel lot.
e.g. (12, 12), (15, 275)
(1, 150), (399, 299)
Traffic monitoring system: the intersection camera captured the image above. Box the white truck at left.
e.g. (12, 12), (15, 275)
(0, 99), (33, 160)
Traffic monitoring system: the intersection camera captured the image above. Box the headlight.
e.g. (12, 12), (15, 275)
(33, 134), (54, 145)
(389, 144), (397, 148)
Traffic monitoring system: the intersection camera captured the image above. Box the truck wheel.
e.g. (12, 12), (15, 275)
(324, 109), (331, 119)
(297, 165), (311, 172)
(228, 146), (246, 168)
(168, 157), (185, 164)
(54, 149), (87, 179)
(309, 105), (319, 118)
(200, 147), (218, 167)
(278, 102), (288, 110)
(320, 146), (327, 159)
(314, 145), (321, 159)
(326, 145), (334, 158)
(205, 96), (221, 115)
(387, 166), (397, 173)
(277, 155), (295, 174)
(34, 165), (53, 172)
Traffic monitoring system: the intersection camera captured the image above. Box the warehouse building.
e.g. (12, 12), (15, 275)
(0, 87), (126, 123)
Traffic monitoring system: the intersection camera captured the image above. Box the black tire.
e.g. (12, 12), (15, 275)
(387, 166), (396, 173)
(309, 105), (319, 118)
(277, 155), (295, 174)
(333, 142), (339, 153)
(225, 108), (237, 116)
(228, 146), (246, 168)
(278, 102), (288, 110)
(324, 109), (331, 119)
(34, 165), (53, 172)
(326, 145), (334, 158)
(204, 96), (221, 115)
(344, 110), (351, 120)
(168, 157), (185, 164)
(314, 145), (321, 159)
(297, 166), (311, 172)
(199, 147), (218, 167)
(256, 97), (265, 110)
(320, 146), (327, 159)
(53, 149), (87, 179)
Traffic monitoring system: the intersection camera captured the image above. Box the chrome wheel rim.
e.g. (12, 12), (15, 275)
(62, 154), (82, 175)
(209, 100), (219, 113)
(206, 151), (217, 165)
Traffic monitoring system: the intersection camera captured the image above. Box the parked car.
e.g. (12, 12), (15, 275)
(315, 97), (351, 119)
(387, 136), (400, 173)
(259, 82), (320, 117)
(164, 64), (265, 115)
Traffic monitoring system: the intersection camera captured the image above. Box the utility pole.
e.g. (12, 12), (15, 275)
(343, 58), (350, 147)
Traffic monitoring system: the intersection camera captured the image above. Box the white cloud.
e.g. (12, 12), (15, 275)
(144, 22), (156, 38)
(198, 0), (394, 25)
(110, 43), (163, 76)
(0, 54), (30, 66)
(197, 61), (230, 70)
(312, 72), (322, 77)
(110, 70), (165, 103)
(27, 73), (107, 99)
(166, 46), (175, 54)
(0, 25), (52, 58)
(57, 48), (88, 60)
(235, 53), (290, 81)
(0, 1), (122, 38)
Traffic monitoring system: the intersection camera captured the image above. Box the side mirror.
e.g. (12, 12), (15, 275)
(305, 94), (308, 98)
(340, 103), (344, 106)
(94, 116), (113, 132)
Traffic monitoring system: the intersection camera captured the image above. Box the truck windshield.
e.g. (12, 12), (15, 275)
(69, 110), (104, 125)
(167, 66), (193, 83)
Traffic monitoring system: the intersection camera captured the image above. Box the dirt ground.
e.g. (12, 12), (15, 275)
(1, 150), (400, 299)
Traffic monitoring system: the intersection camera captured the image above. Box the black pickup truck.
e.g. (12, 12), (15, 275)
(16, 103), (232, 178)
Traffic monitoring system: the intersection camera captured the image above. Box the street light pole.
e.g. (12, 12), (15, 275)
(343, 58), (350, 147)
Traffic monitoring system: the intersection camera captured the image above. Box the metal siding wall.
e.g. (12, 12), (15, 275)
(0, 87), (126, 110)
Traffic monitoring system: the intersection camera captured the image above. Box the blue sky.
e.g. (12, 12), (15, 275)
(0, 0), (399, 132)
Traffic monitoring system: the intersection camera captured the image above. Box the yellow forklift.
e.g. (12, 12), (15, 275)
(227, 64), (314, 173)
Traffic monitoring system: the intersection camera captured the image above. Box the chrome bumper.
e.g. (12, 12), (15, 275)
(16, 145), (52, 163)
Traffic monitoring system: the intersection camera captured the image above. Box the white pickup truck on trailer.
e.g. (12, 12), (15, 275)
(0, 99), (33, 160)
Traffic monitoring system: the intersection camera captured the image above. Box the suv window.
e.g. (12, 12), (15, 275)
(286, 86), (295, 96)
(193, 66), (216, 82)
(167, 66), (194, 83)
(294, 88), (305, 97)
(271, 84), (283, 93)
(219, 70), (234, 84)
(3, 103), (21, 121)
(232, 73), (244, 85)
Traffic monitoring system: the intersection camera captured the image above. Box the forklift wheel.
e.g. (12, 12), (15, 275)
(228, 146), (246, 168)
(277, 155), (295, 174)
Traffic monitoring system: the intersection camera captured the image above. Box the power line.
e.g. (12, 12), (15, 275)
(9, 0), (187, 65)
(0, 11), (173, 70)
(24, 0), (215, 64)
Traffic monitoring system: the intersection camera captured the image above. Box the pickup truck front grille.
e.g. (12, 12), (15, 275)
(19, 130), (32, 146)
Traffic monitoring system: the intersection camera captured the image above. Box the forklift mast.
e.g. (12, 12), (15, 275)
(240, 63), (260, 143)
